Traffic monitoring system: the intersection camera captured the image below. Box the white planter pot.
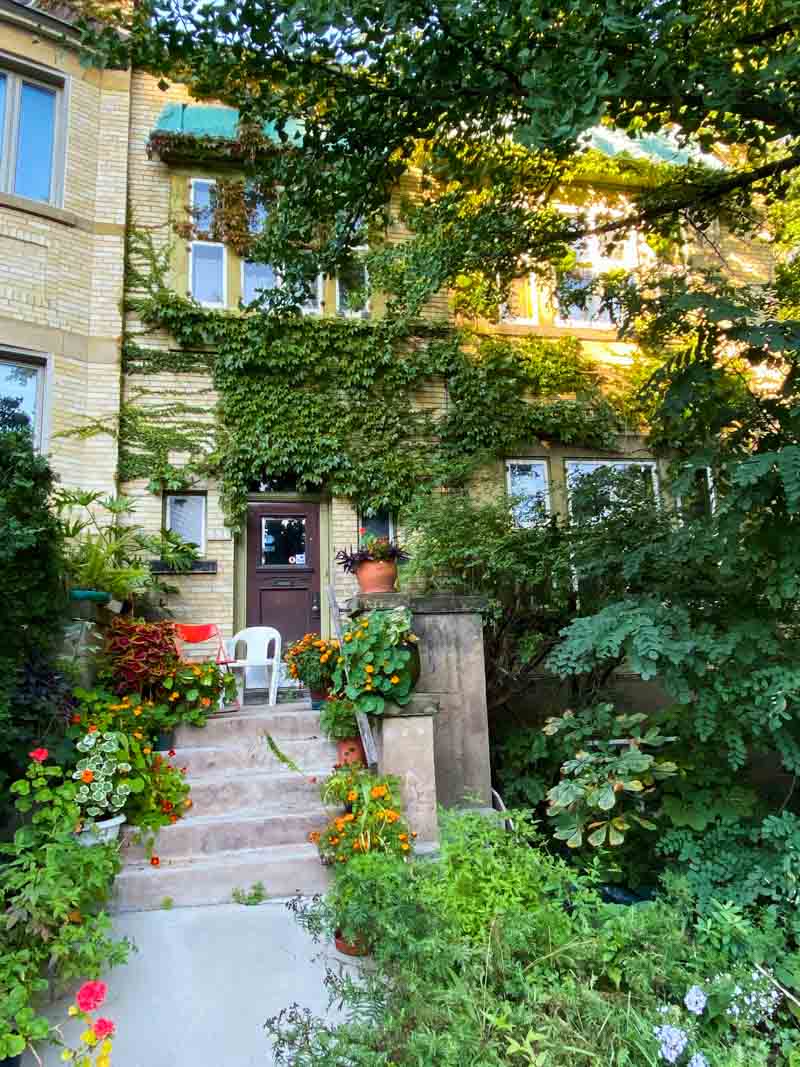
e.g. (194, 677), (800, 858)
(75, 813), (126, 847)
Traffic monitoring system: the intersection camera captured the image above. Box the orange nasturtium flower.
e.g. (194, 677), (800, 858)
(81, 770), (94, 784)
(364, 665), (375, 674)
(390, 675), (400, 685)
(200, 697), (211, 707)
(347, 790), (358, 802)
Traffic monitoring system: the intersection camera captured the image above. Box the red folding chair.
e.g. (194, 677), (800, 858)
(173, 624), (238, 710)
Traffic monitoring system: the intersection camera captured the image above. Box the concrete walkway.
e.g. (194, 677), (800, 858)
(25, 901), (349, 1067)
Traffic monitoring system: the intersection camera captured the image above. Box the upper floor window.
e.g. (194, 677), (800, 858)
(0, 351), (46, 446)
(555, 230), (638, 329)
(506, 459), (550, 525)
(0, 60), (65, 205)
(188, 179), (226, 307)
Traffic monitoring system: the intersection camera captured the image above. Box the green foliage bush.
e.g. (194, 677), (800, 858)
(269, 812), (798, 1065)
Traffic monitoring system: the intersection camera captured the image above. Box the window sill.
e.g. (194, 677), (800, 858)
(149, 559), (218, 575)
(0, 191), (78, 228)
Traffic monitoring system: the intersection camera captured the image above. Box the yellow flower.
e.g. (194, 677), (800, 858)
(371, 784), (388, 799)
(390, 675), (400, 684)
(101, 1042), (113, 1055)
(80, 1029), (97, 1046)
(364, 665), (374, 674)
(337, 657), (345, 665)
(68, 1006), (78, 1017)
(97, 1056), (111, 1067)
(61, 1052), (74, 1062)
(401, 843), (410, 851)
(344, 634), (353, 643)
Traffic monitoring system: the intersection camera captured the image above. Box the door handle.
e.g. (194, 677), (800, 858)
(311, 592), (320, 617)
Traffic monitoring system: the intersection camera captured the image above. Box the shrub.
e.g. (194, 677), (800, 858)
(103, 616), (178, 695)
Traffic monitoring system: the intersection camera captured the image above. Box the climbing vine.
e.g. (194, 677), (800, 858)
(121, 224), (626, 527)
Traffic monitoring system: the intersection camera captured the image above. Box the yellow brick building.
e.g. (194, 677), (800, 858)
(0, 9), (773, 652)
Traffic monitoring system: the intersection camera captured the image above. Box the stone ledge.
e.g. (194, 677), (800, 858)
(347, 592), (486, 615)
(380, 693), (440, 718)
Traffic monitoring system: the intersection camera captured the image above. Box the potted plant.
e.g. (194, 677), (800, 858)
(56, 489), (197, 605)
(71, 730), (143, 844)
(284, 634), (339, 708)
(157, 660), (238, 728)
(335, 529), (410, 593)
(319, 696), (366, 765)
(332, 607), (420, 716)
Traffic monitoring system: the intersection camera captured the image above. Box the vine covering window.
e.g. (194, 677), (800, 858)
(506, 459), (550, 525)
(189, 179), (225, 306)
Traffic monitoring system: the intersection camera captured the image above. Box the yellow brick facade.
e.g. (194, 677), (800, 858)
(0, 7), (130, 495)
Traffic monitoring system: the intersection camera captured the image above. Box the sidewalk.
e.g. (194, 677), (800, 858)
(24, 900), (347, 1067)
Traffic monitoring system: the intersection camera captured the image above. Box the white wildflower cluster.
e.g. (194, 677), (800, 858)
(724, 971), (782, 1026)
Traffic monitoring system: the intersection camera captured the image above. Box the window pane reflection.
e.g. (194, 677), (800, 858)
(15, 82), (55, 202)
(261, 516), (306, 566)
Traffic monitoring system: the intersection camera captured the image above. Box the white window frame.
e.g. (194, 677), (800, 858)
(336, 251), (370, 319)
(565, 458), (659, 517)
(0, 348), (48, 449)
(554, 225), (639, 330)
(188, 178), (227, 308)
(506, 458), (551, 524)
(164, 492), (207, 556)
(0, 54), (67, 206)
(301, 273), (325, 316)
(241, 259), (281, 305)
(500, 273), (540, 326)
(359, 509), (396, 540)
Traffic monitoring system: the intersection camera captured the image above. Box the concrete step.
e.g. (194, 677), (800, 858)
(172, 736), (338, 777)
(122, 807), (328, 862)
(187, 768), (329, 817)
(174, 705), (323, 748)
(114, 843), (330, 910)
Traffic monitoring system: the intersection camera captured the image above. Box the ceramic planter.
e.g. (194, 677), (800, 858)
(337, 736), (366, 766)
(68, 589), (111, 604)
(334, 930), (370, 957)
(354, 559), (397, 593)
(75, 813), (126, 847)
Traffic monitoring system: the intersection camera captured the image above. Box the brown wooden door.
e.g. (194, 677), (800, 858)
(246, 502), (321, 646)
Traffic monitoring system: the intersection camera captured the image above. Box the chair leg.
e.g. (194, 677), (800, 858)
(268, 660), (278, 706)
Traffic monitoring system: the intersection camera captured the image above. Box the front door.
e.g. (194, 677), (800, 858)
(246, 502), (321, 646)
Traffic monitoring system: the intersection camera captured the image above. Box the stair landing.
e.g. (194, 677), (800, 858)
(114, 700), (335, 910)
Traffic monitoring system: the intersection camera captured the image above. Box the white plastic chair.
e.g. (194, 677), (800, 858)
(225, 627), (282, 707)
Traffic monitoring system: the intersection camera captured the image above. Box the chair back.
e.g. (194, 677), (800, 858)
(227, 626), (282, 665)
(174, 622), (228, 663)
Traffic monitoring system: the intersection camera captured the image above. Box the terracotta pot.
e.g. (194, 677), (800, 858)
(334, 930), (370, 957)
(337, 736), (366, 766)
(355, 559), (397, 593)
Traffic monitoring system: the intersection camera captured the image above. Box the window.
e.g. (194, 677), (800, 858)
(506, 460), (550, 525)
(188, 179), (225, 307)
(242, 260), (279, 304)
(165, 493), (206, 555)
(260, 515), (307, 566)
(337, 255), (369, 319)
(0, 60), (65, 205)
(555, 229), (637, 329)
(360, 509), (396, 541)
(676, 466), (716, 519)
(0, 352), (45, 445)
(566, 459), (658, 521)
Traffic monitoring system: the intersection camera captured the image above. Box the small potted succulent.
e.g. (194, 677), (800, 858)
(335, 528), (409, 594)
(284, 633), (340, 707)
(319, 696), (365, 765)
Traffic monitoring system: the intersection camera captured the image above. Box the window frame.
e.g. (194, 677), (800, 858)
(241, 258), (280, 306)
(554, 227), (639, 330)
(505, 458), (551, 525)
(0, 54), (67, 207)
(164, 491), (207, 556)
(359, 508), (396, 541)
(336, 252), (370, 319)
(0, 348), (48, 449)
(565, 458), (659, 518)
(188, 239), (227, 308)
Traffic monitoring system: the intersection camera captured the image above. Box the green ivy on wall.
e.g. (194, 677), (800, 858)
(122, 228), (625, 526)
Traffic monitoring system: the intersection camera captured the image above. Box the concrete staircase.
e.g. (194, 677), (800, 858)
(113, 700), (335, 910)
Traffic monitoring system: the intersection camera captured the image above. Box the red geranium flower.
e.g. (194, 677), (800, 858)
(93, 1018), (115, 1040)
(168, 749), (176, 757)
(28, 748), (48, 764)
(76, 980), (107, 1013)
(150, 856), (160, 867)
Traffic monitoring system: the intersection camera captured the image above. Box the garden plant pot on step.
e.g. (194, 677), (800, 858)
(334, 930), (370, 957)
(337, 736), (366, 766)
(355, 559), (397, 593)
(75, 814), (126, 847)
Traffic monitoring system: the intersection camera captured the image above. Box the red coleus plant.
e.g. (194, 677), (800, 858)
(104, 617), (178, 695)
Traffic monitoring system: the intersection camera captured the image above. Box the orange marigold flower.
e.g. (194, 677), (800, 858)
(308, 831), (321, 844)
(70, 714), (81, 725)
(343, 813), (355, 823)
(347, 790), (358, 802)
(344, 634), (353, 643)
(184, 798), (193, 808)
(133, 731), (143, 740)
(398, 833), (408, 842)
(143, 747), (152, 755)
(81, 770), (94, 784)
(133, 708), (142, 717)
(370, 784), (388, 799)
(170, 692), (180, 701)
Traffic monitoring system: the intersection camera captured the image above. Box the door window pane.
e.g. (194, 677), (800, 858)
(15, 81), (56, 202)
(261, 516), (307, 566)
(165, 494), (206, 553)
(191, 243), (224, 305)
(243, 261), (278, 304)
(0, 358), (40, 435)
(507, 460), (549, 525)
